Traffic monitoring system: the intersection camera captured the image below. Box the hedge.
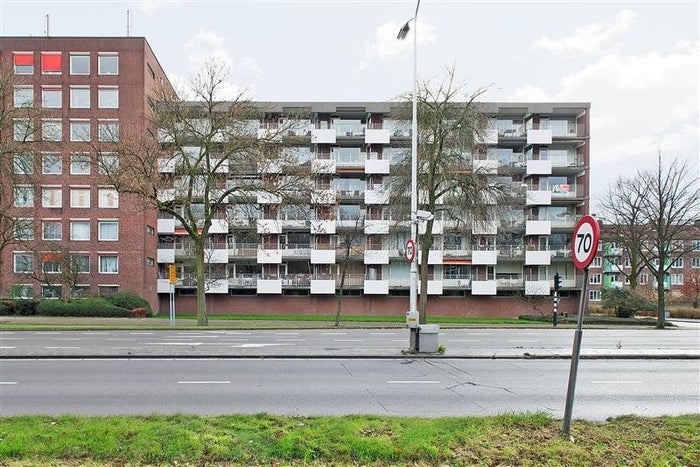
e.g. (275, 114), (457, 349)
(36, 298), (131, 318)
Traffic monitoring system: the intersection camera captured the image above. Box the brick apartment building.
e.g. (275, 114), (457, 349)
(1, 37), (591, 317)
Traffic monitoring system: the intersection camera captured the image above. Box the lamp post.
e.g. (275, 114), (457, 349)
(397, 0), (420, 351)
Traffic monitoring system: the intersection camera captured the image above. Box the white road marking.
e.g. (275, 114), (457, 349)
(81, 332), (109, 335)
(230, 343), (294, 348)
(334, 339), (364, 342)
(144, 342), (202, 346)
(106, 338), (135, 341)
(44, 346), (80, 349)
(53, 338), (81, 341)
(0, 382), (18, 385)
(35, 332), (60, 335)
(0, 338), (24, 340)
(274, 332), (299, 335)
(130, 332), (156, 335)
(322, 332), (347, 335)
(177, 381), (231, 385)
(0, 346), (16, 349)
(387, 380), (440, 384)
(371, 332), (398, 336)
(591, 381), (643, 384)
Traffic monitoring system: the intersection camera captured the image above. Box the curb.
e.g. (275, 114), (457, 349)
(2, 354), (698, 360)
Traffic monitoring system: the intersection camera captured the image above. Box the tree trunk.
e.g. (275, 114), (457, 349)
(656, 273), (666, 329)
(335, 265), (347, 327)
(195, 244), (208, 326)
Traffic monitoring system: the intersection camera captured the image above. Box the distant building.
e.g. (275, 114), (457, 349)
(2, 37), (592, 317)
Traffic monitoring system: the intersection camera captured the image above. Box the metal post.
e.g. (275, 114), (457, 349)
(552, 292), (558, 327)
(169, 284), (175, 327)
(562, 268), (589, 437)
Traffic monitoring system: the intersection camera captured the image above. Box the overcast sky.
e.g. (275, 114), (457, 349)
(1, 0), (698, 210)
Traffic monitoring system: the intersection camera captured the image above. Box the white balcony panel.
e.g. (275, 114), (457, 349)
(364, 280), (389, 294)
(257, 249), (282, 264)
(257, 279), (282, 294)
(311, 129), (336, 144)
(310, 279), (336, 294)
(157, 189), (175, 203)
(525, 280), (550, 295)
(205, 248), (229, 264)
(310, 249), (336, 264)
(472, 250), (498, 265)
(257, 219), (281, 234)
(527, 129), (552, 145)
(472, 280), (497, 295)
(525, 250), (551, 266)
(417, 250), (443, 265)
(482, 126), (498, 145)
(526, 190), (552, 206)
(206, 279), (228, 294)
(473, 159), (499, 174)
(157, 218), (175, 234)
(525, 220), (551, 235)
(157, 248), (174, 263)
(209, 219), (229, 234)
(364, 159), (390, 174)
(364, 250), (390, 264)
(310, 220), (336, 234)
(364, 220), (390, 235)
(311, 190), (336, 204)
(364, 189), (390, 204)
(526, 160), (552, 175)
(471, 220), (498, 235)
(365, 128), (390, 144)
(427, 280), (443, 295)
(157, 279), (172, 293)
(257, 192), (282, 204)
(312, 159), (336, 174)
(418, 220), (444, 235)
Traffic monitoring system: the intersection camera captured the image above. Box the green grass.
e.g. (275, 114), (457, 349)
(0, 414), (697, 465)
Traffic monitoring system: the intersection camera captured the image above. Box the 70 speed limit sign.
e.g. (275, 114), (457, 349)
(571, 215), (600, 270)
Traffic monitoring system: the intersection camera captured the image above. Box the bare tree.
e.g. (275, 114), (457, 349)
(26, 242), (89, 300)
(389, 68), (520, 323)
(334, 213), (365, 326)
(600, 154), (700, 328)
(99, 61), (309, 325)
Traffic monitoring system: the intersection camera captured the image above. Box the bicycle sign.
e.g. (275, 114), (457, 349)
(571, 215), (600, 270)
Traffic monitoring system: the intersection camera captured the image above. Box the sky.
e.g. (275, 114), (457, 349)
(1, 0), (698, 211)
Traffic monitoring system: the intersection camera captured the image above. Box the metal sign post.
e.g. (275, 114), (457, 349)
(562, 216), (600, 438)
(168, 264), (176, 327)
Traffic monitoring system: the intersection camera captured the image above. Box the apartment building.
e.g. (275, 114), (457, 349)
(2, 37), (591, 317)
(0, 37), (172, 307)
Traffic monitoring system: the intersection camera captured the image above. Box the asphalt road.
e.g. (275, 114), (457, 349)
(2, 327), (699, 358)
(1, 358), (698, 419)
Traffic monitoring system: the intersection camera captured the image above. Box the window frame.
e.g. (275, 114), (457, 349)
(69, 85), (90, 109)
(70, 187), (91, 208)
(13, 152), (34, 175)
(13, 253), (34, 274)
(42, 221), (62, 241)
(98, 220), (119, 241)
(42, 153), (62, 175)
(13, 185), (35, 208)
(13, 86), (34, 107)
(41, 86), (62, 108)
(98, 53), (119, 75)
(41, 52), (62, 75)
(42, 119), (62, 142)
(70, 153), (91, 175)
(98, 187), (119, 208)
(69, 52), (90, 75)
(98, 255), (119, 274)
(69, 120), (91, 142)
(98, 120), (119, 142)
(13, 52), (34, 74)
(97, 86), (119, 109)
(70, 220), (91, 241)
(41, 186), (63, 208)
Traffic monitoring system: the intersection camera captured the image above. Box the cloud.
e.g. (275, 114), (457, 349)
(359, 20), (436, 71)
(533, 10), (636, 56)
(135, 0), (181, 15)
(509, 40), (699, 203)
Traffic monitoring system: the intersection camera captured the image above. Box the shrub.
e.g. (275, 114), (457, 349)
(0, 301), (10, 316)
(601, 288), (654, 318)
(0, 300), (39, 316)
(37, 298), (131, 318)
(131, 307), (148, 318)
(108, 292), (152, 315)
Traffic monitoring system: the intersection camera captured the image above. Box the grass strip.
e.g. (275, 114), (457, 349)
(1, 413), (698, 465)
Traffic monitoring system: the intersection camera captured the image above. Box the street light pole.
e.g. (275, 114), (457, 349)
(398, 0), (421, 351)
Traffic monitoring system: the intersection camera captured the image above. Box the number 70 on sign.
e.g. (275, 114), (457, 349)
(571, 215), (600, 270)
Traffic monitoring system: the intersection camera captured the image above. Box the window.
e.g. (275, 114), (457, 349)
(14, 153), (33, 174)
(42, 258), (62, 274)
(41, 285), (62, 299)
(42, 221), (62, 240)
(671, 274), (683, 285)
(590, 273), (602, 285)
(70, 188), (91, 208)
(70, 221), (90, 241)
(98, 120), (119, 142)
(98, 86), (118, 108)
(98, 153), (119, 174)
(41, 52), (62, 74)
(98, 53), (118, 75)
(692, 257), (700, 268)
(42, 187), (62, 208)
(13, 52), (34, 74)
(693, 240), (700, 251)
(70, 154), (91, 174)
(14, 86), (33, 107)
(13, 253), (34, 273)
(71, 254), (90, 273)
(13, 186), (34, 207)
(42, 119), (62, 141)
(146, 257), (155, 267)
(14, 219), (34, 240)
(589, 290), (601, 301)
(98, 188), (119, 208)
(70, 120), (90, 142)
(14, 119), (34, 141)
(98, 285), (119, 297)
(41, 86), (62, 108)
(98, 221), (119, 241)
(70, 286), (90, 299)
(42, 153), (62, 174)
(70, 53), (90, 74)
(99, 255), (119, 273)
(70, 86), (90, 108)
(671, 258), (683, 268)
(11, 285), (34, 299)
(639, 273), (649, 285)
(624, 257), (631, 268)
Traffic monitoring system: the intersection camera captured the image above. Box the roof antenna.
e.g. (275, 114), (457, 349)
(44, 14), (49, 37)
(126, 10), (131, 36)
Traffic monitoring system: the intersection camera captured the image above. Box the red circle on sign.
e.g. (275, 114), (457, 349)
(405, 239), (416, 264)
(571, 215), (600, 270)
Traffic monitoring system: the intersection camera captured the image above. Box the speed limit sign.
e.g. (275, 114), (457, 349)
(405, 238), (416, 264)
(571, 215), (600, 270)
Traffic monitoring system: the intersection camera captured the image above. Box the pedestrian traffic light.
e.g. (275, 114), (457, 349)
(554, 272), (561, 292)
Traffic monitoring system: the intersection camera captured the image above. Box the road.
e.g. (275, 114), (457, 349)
(2, 328), (699, 358)
(1, 358), (698, 419)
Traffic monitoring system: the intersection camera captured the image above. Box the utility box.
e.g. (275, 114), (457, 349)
(418, 324), (440, 353)
(406, 310), (419, 328)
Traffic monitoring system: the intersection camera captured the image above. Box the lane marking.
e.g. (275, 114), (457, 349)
(591, 381), (643, 384)
(106, 338), (135, 341)
(130, 332), (156, 335)
(322, 332), (347, 335)
(371, 332), (398, 336)
(0, 346), (17, 349)
(274, 332), (299, 336)
(144, 342), (202, 346)
(230, 343), (294, 348)
(81, 332), (109, 335)
(334, 339), (363, 342)
(387, 380), (440, 384)
(177, 381), (231, 385)
(44, 346), (80, 349)
(0, 338), (24, 340)
(53, 338), (81, 341)
(0, 382), (18, 385)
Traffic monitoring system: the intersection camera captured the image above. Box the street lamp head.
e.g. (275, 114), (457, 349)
(397, 22), (411, 40)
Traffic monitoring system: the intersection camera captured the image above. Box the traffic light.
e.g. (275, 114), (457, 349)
(554, 273), (561, 292)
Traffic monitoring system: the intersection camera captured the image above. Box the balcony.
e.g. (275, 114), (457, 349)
(473, 159), (499, 174)
(209, 218), (229, 234)
(157, 216), (175, 234)
(311, 159), (336, 174)
(365, 126), (390, 144)
(364, 186), (390, 204)
(364, 220), (390, 234)
(471, 220), (497, 235)
(257, 249), (282, 264)
(526, 128), (552, 145)
(364, 250), (390, 264)
(229, 274), (259, 288)
(157, 243), (175, 263)
(257, 279), (282, 294)
(310, 248), (335, 264)
(471, 279), (497, 295)
(281, 244), (311, 259)
(334, 122), (365, 138)
(550, 183), (584, 199)
(525, 220), (551, 235)
(497, 245), (524, 259)
(229, 243), (258, 258)
(257, 219), (281, 234)
(526, 190), (552, 206)
(525, 279), (550, 296)
(311, 128), (336, 144)
(526, 160), (552, 175)
(365, 157), (390, 174)
(311, 279), (335, 294)
(204, 242), (228, 263)
(472, 250), (497, 265)
(418, 220), (444, 235)
(311, 190), (336, 204)
(525, 249), (551, 266)
(257, 192), (282, 204)
(310, 220), (336, 234)
(364, 279), (389, 294)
